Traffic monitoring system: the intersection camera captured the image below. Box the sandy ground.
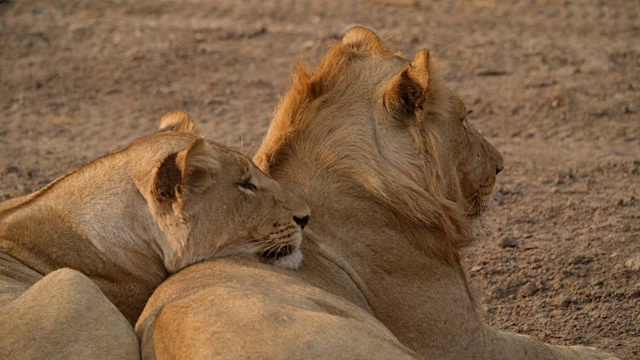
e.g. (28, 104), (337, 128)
(1, 0), (638, 358)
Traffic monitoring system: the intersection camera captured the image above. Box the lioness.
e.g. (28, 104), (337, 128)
(0, 110), (310, 359)
(136, 28), (617, 359)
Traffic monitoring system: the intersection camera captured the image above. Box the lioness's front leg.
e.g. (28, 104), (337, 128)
(0, 268), (139, 360)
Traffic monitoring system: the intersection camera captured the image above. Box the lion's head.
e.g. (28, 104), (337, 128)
(146, 111), (311, 272)
(255, 27), (503, 262)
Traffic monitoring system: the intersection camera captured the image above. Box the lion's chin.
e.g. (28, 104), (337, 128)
(470, 216), (483, 231)
(273, 248), (303, 270)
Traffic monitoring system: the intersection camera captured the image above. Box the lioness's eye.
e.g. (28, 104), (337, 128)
(239, 178), (257, 192)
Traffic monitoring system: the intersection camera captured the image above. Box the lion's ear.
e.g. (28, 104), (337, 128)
(382, 50), (431, 124)
(152, 138), (219, 206)
(159, 110), (197, 134)
(175, 138), (220, 196)
(152, 152), (182, 203)
(342, 26), (388, 55)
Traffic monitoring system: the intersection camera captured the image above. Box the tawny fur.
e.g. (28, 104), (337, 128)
(136, 28), (617, 360)
(0, 110), (309, 358)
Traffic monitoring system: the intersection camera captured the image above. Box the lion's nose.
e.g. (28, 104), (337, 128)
(294, 215), (310, 230)
(496, 165), (504, 175)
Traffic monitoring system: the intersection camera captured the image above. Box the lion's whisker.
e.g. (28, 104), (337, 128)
(466, 196), (477, 215)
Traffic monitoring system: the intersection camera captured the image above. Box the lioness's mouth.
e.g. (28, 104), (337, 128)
(259, 244), (295, 259)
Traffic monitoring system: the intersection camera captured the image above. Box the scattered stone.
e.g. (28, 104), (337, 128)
(525, 78), (558, 88)
(624, 253), (640, 271)
(481, 304), (496, 315)
(570, 256), (593, 265)
(497, 235), (519, 248)
(558, 296), (578, 308)
(476, 69), (508, 77)
(470, 265), (483, 272)
(521, 283), (540, 297)
(550, 92), (565, 108)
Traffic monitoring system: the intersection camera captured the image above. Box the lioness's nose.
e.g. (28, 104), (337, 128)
(496, 165), (504, 175)
(294, 215), (310, 230)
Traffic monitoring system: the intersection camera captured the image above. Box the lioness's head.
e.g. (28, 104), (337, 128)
(256, 27), (503, 258)
(147, 111), (310, 272)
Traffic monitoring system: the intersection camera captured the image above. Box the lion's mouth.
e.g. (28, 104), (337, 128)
(465, 205), (483, 219)
(465, 190), (493, 219)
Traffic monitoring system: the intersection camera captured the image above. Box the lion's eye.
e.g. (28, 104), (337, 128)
(239, 178), (257, 192)
(463, 108), (473, 122)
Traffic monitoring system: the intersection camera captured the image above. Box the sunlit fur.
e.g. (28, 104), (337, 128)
(248, 27), (614, 359)
(255, 32), (500, 268)
(134, 29), (614, 360)
(0, 111), (309, 327)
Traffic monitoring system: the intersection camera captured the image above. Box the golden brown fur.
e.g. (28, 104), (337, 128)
(0, 267), (140, 360)
(0, 110), (309, 358)
(137, 258), (419, 360)
(256, 29), (503, 273)
(136, 29), (617, 359)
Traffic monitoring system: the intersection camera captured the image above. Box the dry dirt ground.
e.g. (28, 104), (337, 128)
(1, 0), (638, 358)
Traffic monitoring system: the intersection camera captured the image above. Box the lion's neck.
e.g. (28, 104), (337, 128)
(271, 165), (483, 354)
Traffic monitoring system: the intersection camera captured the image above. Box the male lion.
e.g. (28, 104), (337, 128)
(0, 110), (310, 359)
(136, 29), (617, 359)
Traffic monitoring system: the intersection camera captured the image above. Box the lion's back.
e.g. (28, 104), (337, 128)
(136, 258), (419, 360)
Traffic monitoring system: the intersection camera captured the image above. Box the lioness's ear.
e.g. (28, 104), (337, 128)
(152, 138), (219, 207)
(153, 152), (182, 202)
(342, 26), (388, 55)
(159, 110), (197, 133)
(382, 50), (430, 124)
(175, 138), (220, 196)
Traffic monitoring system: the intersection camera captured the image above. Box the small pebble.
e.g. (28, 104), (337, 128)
(481, 304), (496, 314)
(497, 235), (519, 248)
(624, 253), (640, 271)
(521, 283), (539, 297)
